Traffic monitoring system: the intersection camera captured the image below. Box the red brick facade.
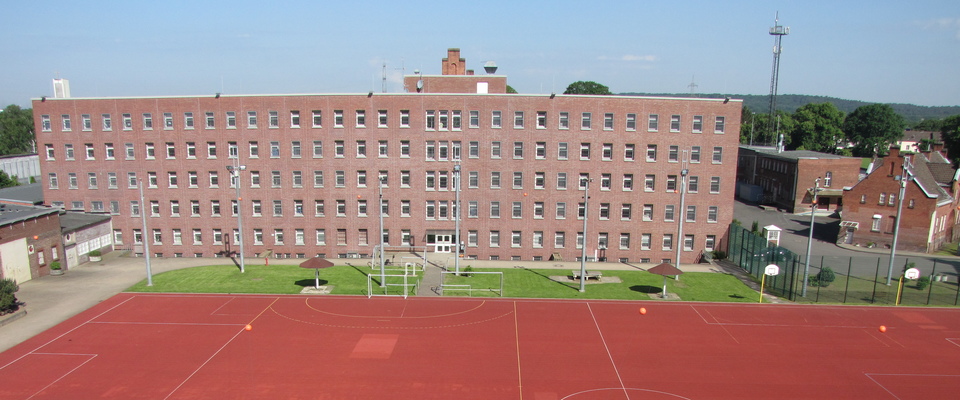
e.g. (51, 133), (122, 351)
(0, 206), (63, 280)
(839, 148), (958, 252)
(33, 54), (741, 264)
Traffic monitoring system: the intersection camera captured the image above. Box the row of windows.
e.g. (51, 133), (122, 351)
(41, 110), (727, 134)
(45, 140), (725, 164)
(113, 227), (717, 253)
(56, 197), (722, 225)
(49, 168), (724, 195)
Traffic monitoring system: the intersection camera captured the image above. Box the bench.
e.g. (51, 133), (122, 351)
(571, 270), (603, 280)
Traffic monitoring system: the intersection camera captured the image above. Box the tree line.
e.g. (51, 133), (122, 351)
(0, 104), (34, 188)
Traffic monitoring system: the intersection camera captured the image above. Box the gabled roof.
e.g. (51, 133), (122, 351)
(868, 153), (955, 205)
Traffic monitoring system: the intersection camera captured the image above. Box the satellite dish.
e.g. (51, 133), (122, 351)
(416, 80), (423, 90)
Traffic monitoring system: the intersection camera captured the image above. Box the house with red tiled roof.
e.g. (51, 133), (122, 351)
(838, 146), (960, 253)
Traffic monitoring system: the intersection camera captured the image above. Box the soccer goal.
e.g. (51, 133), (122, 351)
(366, 272), (419, 298)
(439, 271), (504, 297)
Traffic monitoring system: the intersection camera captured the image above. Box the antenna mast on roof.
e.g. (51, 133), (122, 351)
(688, 75), (698, 97)
(767, 12), (790, 145)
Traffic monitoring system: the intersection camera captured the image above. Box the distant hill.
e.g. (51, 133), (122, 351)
(620, 93), (960, 124)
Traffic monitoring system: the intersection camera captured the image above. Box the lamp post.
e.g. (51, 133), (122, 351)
(226, 163), (247, 273)
(674, 152), (689, 280)
(887, 156), (912, 285)
(453, 162), (462, 275)
(579, 178), (592, 292)
(378, 176), (387, 286)
(801, 177), (821, 297)
(138, 178), (153, 286)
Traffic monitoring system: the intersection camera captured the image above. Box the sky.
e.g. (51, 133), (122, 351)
(2, 0), (959, 108)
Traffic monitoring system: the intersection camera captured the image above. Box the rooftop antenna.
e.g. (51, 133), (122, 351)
(688, 75), (698, 97)
(767, 12), (790, 145)
(381, 62), (387, 93)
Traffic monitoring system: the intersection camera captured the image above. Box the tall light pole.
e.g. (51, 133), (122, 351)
(802, 177), (821, 297)
(674, 152), (689, 280)
(138, 178), (153, 286)
(378, 176), (386, 286)
(887, 156), (912, 285)
(453, 162), (462, 275)
(226, 163), (246, 273)
(579, 178), (592, 292)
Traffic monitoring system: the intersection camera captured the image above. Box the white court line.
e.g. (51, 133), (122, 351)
(210, 296), (237, 315)
(946, 338), (960, 348)
(0, 295), (135, 371)
(163, 297), (280, 400)
(88, 321), (245, 327)
(864, 373), (960, 400)
(561, 387), (692, 400)
(24, 353), (98, 400)
(586, 303), (630, 399)
(688, 305), (872, 329)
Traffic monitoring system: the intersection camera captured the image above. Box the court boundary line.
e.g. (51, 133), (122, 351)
(586, 302), (629, 399)
(560, 387), (693, 400)
(269, 303), (514, 330)
(864, 372), (960, 400)
(163, 297), (281, 400)
(304, 297), (488, 319)
(23, 353), (98, 400)
(0, 295), (135, 371)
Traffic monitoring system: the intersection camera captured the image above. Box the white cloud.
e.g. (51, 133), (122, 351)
(914, 17), (960, 40)
(597, 54), (659, 62)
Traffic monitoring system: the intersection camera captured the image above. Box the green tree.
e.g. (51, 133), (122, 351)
(843, 104), (906, 158)
(789, 103), (846, 153)
(563, 81), (612, 95)
(0, 105), (35, 156)
(940, 115), (960, 166)
(752, 111), (796, 148)
(0, 171), (18, 188)
(913, 118), (943, 132)
(506, 85), (518, 94)
(740, 105), (758, 144)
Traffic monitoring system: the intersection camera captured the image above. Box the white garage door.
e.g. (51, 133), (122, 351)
(0, 238), (32, 283)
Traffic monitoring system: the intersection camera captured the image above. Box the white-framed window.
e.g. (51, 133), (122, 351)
(581, 112), (592, 130)
(670, 115), (680, 132)
(648, 114), (658, 131)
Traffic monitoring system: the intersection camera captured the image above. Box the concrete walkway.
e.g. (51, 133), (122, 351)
(0, 252), (723, 353)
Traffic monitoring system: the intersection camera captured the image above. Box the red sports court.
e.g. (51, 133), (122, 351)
(2, 293), (959, 399)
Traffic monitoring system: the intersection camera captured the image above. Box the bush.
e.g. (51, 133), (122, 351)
(712, 250), (727, 260)
(89, 250), (102, 257)
(916, 276), (931, 291)
(463, 265), (474, 277)
(50, 261), (62, 270)
(0, 278), (22, 315)
(815, 267), (836, 287)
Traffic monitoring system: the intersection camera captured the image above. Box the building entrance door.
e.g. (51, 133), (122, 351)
(426, 232), (455, 253)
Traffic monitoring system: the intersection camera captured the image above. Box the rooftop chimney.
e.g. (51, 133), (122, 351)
(442, 48), (466, 75)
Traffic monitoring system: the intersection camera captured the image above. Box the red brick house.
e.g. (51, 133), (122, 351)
(838, 147), (959, 252)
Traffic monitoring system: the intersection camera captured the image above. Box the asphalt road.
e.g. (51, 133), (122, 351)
(733, 200), (960, 280)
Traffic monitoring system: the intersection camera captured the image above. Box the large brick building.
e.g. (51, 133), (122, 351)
(32, 49), (741, 264)
(839, 147), (959, 252)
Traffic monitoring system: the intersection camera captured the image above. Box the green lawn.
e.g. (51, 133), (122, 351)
(441, 268), (758, 301)
(126, 264), (389, 296)
(126, 264), (760, 302)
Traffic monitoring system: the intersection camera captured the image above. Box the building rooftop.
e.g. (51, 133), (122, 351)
(0, 183), (44, 205)
(60, 212), (112, 234)
(739, 146), (856, 161)
(0, 203), (59, 227)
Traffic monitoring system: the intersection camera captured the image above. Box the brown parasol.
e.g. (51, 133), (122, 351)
(299, 257), (334, 289)
(647, 263), (684, 298)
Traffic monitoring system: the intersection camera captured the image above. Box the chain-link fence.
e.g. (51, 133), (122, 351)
(728, 224), (960, 305)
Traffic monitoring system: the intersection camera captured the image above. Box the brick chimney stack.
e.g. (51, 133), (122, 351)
(442, 48), (466, 75)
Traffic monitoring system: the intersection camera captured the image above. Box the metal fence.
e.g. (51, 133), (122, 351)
(728, 224), (960, 306)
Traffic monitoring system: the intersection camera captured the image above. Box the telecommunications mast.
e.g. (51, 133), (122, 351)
(767, 13), (789, 145)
